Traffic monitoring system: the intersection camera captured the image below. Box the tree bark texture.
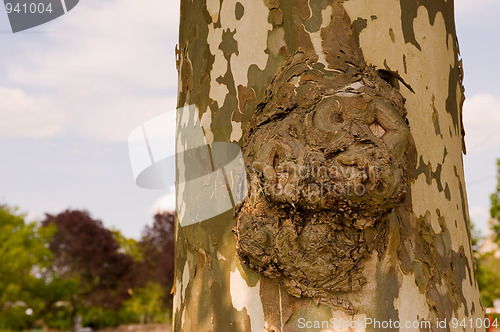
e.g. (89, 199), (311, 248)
(173, 0), (484, 331)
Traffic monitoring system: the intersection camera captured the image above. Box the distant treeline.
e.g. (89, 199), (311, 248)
(0, 206), (175, 330)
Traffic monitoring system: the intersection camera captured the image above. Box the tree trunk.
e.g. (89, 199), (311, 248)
(173, 0), (485, 331)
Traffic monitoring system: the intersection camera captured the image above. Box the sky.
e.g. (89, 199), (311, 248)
(0, 0), (499, 239)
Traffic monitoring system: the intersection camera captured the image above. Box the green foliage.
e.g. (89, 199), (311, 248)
(80, 307), (125, 329)
(471, 158), (500, 308)
(44, 210), (135, 303)
(491, 159), (500, 241)
(139, 212), (175, 307)
(37, 276), (79, 330)
(0, 305), (29, 331)
(476, 252), (500, 307)
(122, 282), (169, 324)
(0, 206), (175, 329)
(75, 282), (170, 329)
(470, 221), (482, 254)
(41, 210), (138, 329)
(470, 220), (497, 307)
(0, 205), (56, 330)
(42, 303), (74, 331)
(112, 228), (143, 261)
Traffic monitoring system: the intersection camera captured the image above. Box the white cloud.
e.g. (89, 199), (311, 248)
(0, 87), (66, 138)
(151, 192), (176, 214)
(469, 205), (489, 223)
(1, 0), (180, 142)
(67, 95), (178, 142)
(455, 0), (500, 18)
(463, 93), (500, 152)
(7, 0), (179, 91)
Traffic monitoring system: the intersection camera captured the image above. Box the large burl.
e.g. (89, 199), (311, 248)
(234, 51), (413, 310)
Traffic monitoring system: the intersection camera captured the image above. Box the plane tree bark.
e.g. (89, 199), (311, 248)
(173, 0), (485, 330)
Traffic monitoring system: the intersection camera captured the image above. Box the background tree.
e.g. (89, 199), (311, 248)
(0, 205), (175, 329)
(115, 211), (176, 325)
(470, 221), (482, 254)
(491, 159), (500, 241)
(122, 282), (167, 324)
(42, 210), (136, 329)
(475, 252), (500, 308)
(112, 228), (143, 261)
(174, 0), (484, 330)
(138, 212), (175, 308)
(470, 158), (500, 308)
(0, 205), (55, 330)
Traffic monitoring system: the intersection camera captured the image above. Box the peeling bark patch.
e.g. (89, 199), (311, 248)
(321, 4), (365, 71)
(267, 27), (287, 57)
(352, 17), (367, 47)
(294, 0), (311, 21)
(267, 0), (279, 10)
(399, 0), (456, 51)
(414, 156), (432, 185)
(445, 64), (463, 136)
(431, 95), (442, 137)
(178, 0), (214, 113)
(271, 8), (283, 26)
(432, 163), (443, 192)
(230, 121), (243, 142)
(397, 187), (476, 324)
(456, 166), (469, 232)
(221, 29), (239, 60)
(206, 0), (220, 22)
(444, 183), (451, 201)
(433, 114), (441, 136)
(374, 266), (400, 330)
(181, 48), (194, 94)
(452, 247), (469, 315)
(259, 279), (282, 331)
(259, 278), (307, 331)
(237, 85), (257, 117)
(302, 0), (328, 33)
(235, 2), (244, 20)
(235, 49), (413, 311)
(297, 24), (316, 55)
(230, 268), (265, 332)
(393, 272), (429, 332)
(397, 205), (456, 323)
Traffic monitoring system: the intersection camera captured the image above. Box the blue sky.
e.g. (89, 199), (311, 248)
(455, 0), (500, 236)
(0, 0), (179, 238)
(0, 0), (499, 239)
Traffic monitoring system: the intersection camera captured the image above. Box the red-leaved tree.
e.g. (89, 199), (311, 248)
(42, 210), (136, 317)
(138, 212), (175, 306)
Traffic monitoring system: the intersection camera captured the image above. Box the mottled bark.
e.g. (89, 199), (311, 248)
(173, 0), (484, 331)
